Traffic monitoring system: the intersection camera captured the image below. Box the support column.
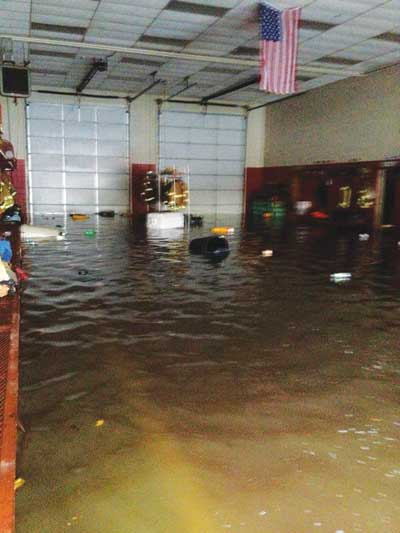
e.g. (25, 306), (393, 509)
(130, 95), (158, 216)
(244, 107), (267, 216)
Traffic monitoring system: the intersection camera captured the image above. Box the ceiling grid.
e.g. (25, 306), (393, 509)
(0, 0), (398, 104)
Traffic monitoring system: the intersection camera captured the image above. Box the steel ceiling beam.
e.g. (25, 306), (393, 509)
(0, 34), (363, 77)
(201, 74), (259, 103)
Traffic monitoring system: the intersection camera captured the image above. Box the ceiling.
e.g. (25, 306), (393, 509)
(0, 0), (399, 106)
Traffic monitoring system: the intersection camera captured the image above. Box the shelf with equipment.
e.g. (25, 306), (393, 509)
(141, 166), (190, 229)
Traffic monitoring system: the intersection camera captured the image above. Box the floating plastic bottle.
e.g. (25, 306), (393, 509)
(330, 273), (352, 283)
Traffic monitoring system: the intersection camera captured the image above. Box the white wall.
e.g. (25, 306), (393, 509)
(264, 65), (400, 167)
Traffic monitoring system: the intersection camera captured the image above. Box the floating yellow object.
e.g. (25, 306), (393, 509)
(14, 478), (25, 490)
(263, 212), (273, 219)
(70, 214), (89, 221)
(211, 227), (234, 235)
(95, 419), (105, 427)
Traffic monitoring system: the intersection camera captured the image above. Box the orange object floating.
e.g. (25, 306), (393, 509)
(70, 214), (89, 221)
(263, 212), (273, 219)
(211, 227), (234, 235)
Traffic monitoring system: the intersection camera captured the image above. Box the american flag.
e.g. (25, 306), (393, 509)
(259, 3), (302, 95)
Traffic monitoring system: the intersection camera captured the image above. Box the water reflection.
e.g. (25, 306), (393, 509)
(17, 217), (400, 532)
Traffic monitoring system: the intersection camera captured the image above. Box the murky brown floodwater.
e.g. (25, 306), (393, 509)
(16, 216), (400, 532)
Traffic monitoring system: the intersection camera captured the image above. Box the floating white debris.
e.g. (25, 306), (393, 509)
(262, 249), (273, 257)
(259, 511), (267, 516)
(330, 273), (352, 283)
(337, 429), (348, 434)
(358, 233), (370, 241)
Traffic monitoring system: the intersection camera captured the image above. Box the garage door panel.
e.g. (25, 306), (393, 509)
(97, 124), (127, 141)
(64, 106), (96, 122)
(160, 127), (188, 143)
(28, 102), (129, 215)
(30, 171), (64, 188)
(97, 141), (127, 157)
(216, 203), (242, 214)
(189, 128), (217, 145)
(161, 112), (197, 128)
(98, 189), (128, 206)
(217, 159), (243, 176)
(218, 115), (244, 130)
(28, 103), (62, 120)
(65, 172), (95, 189)
(217, 144), (245, 161)
(217, 176), (243, 191)
(31, 187), (64, 205)
(159, 158), (189, 171)
(29, 119), (62, 138)
(30, 153), (63, 171)
(66, 189), (97, 206)
(65, 155), (96, 172)
(190, 190), (218, 206)
(159, 110), (245, 216)
(98, 173), (128, 190)
(97, 156), (127, 172)
(29, 137), (63, 155)
(97, 107), (128, 124)
(190, 175), (218, 190)
(159, 142), (188, 160)
(65, 139), (96, 156)
(217, 189), (243, 205)
(187, 144), (217, 160)
(64, 122), (96, 139)
(217, 129), (245, 146)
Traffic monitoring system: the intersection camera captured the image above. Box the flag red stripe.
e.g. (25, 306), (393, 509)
(259, 7), (301, 95)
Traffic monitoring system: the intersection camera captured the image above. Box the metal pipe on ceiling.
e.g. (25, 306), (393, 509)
(76, 59), (107, 93)
(0, 34), (363, 77)
(34, 89), (125, 99)
(201, 74), (259, 103)
(166, 82), (198, 101)
(163, 98), (244, 109)
(128, 78), (162, 102)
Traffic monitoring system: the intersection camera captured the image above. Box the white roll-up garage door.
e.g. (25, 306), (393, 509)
(159, 110), (246, 215)
(27, 101), (129, 216)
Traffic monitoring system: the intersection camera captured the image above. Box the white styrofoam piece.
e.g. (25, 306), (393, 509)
(147, 212), (185, 229)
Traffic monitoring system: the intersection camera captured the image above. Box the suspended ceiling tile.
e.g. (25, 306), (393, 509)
(184, 43), (234, 55)
(95, 4), (160, 18)
(0, 0), (30, 11)
(31, 30), (85, 41)
(145, 27), (201, 39)
(33, 0), (98, 8)
(84, 35), (139, 46)
(186, 0), (239, 6)
(149, 19), (203, 31)
(93, 12), (155, 25)
(31, 15), (93, 27)
(88, 21), (148, 32)
(157, 10), (216, 24)
(101, 0), (169, 6)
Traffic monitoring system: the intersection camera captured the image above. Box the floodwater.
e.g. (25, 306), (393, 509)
(16, 216), (400, 533)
